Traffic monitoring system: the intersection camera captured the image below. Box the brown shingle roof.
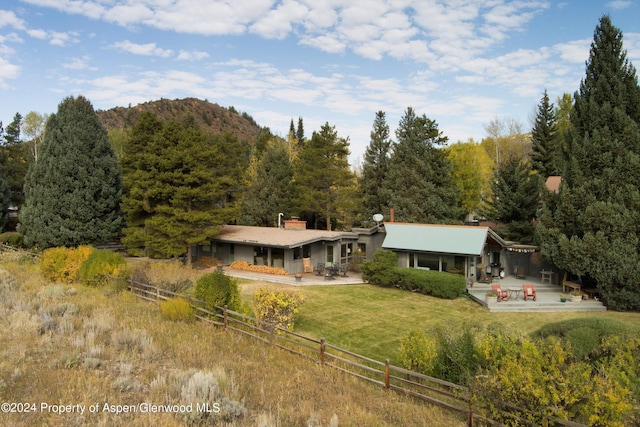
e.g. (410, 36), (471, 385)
(214, 225), (358, 248)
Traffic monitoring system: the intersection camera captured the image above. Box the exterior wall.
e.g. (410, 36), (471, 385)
(356, 232), (386, 261)
(396, 252), (410, 267)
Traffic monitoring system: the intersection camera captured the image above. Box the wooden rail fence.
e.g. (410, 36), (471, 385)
(125, 277), (585, 427)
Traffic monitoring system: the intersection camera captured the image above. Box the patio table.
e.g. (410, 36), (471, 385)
(507, 287), (521, 301)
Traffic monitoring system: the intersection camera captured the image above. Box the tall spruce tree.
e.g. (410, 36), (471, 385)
(240, 140), (295, 226)
(531, 90), (561, 177)
(538, 16), (640, 310)
(0, 112), (31, 208)
(294, 122), (355, 230)
(481, 155), (540, 243)
(382, 107), (462, 223)
(361, 111), (392, 223)
(19, 96), (123, 247)
(121, 113), (233, 261)
(296, 117), (305, 146)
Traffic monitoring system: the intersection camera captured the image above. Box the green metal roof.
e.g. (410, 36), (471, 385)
(382, 223), (494, 256)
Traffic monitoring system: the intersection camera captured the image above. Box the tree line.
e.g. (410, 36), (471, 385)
(1, 15), (639, 310)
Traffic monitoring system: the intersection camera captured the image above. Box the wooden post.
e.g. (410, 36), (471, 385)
(156, 285), (159, 301)
(384, 359), (390, 390)
(223, 305), (228, 329)
(320, 338), (325, 365)
(468, 399), (473, 427)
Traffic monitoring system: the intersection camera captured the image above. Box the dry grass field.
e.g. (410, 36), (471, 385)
(0, 257), (467, 427)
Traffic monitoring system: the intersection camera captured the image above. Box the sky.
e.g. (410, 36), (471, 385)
(1, 1), (640, 165)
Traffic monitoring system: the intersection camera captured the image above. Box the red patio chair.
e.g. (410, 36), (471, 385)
(491, 284), (509, 302)
(522, 284), (537, 301)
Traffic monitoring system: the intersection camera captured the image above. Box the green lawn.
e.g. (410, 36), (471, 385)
(255, 283), (640, 363)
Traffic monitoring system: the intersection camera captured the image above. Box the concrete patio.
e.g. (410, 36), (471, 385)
(468, 274), (607, 312)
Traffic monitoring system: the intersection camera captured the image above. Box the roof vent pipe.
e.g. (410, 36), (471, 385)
(278, 213), (284, 228)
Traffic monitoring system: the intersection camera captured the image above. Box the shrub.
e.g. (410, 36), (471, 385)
(79, 249), (126, 287)
(0, 232), (24, 248)
(531, 317), (638, 361)
(159, 297), (194, 322)
(253, 287), (304, 331)
(40, 246), (94, 284)
(138, 260), (196, 293)
(398, 329), (436, 374)
(472, 325), (636, 426)
(396, 268), (466, 299)
(194, 271), (242, 313)
(361, 250), (465, 299)
(360, 250), (400, 286)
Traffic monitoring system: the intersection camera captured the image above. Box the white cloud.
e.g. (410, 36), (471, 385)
(0, 10), (27, 30)
(63, 56), (97, 71)
(606, 1), (634, 10)
(0, 57), (21, 89)
(177, 50), (210, 61)
(111, 40), (173, 58)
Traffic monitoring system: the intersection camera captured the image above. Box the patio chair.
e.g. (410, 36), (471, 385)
(315, 263), (325, 276)
(522, 284), (537, 301)
(303, 257), (313, 273)
(491, 284), (509, 302)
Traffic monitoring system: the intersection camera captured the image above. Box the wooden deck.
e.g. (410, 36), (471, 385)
(468, 275), (606, 313)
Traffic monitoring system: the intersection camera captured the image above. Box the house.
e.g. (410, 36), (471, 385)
(192, 219), (384, 274)
(381, 223), (539, 282)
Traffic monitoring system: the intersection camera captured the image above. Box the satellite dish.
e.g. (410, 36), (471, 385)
(373, 213), (384, 223)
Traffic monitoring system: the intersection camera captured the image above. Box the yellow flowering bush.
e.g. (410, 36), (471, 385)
(253, 287), (304, 331)
(40, 246), (94, 284)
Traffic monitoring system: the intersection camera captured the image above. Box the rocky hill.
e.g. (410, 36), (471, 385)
(96, 97), (263, 143)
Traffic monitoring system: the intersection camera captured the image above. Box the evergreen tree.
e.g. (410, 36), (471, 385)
(296, 117), (305, 146)
(294, 122), (355, 230)
(0, 112), (31, 208)
(538, 16), (640, 310)
(382, 107), (463, 223)
(240, 140), (295, 226)
(361, 111), (392, 223)
(531, 90), (561, 177)
(121, 114), (233, 261)
(1, 113), (22, 146)
(19, 96), (123, 247)
(0, 168), (11, 231)
(482, 155), (540, 243)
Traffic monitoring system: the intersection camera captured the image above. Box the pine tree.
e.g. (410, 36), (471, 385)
(1, 113), (22, 146)
(531, 90), (561, 177)
(382, 107), (462, 223)
(296, 117), (305, 146)
(240, 140), (295, 226)
(121, 114), (233, 260)
(361, 111), (391, 223)
(482, 155), (540, 243)
(294, 122), (355, 230)
(538, 16), (640, 310)
(0, 112), (31, 208)
(0, 169), (10, 231)
(19, 96), (123, 247)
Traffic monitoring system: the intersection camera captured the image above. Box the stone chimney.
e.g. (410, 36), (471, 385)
(284, 218), (307, 229)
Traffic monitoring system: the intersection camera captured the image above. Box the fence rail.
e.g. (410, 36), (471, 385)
(126, 277), (586, 427)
